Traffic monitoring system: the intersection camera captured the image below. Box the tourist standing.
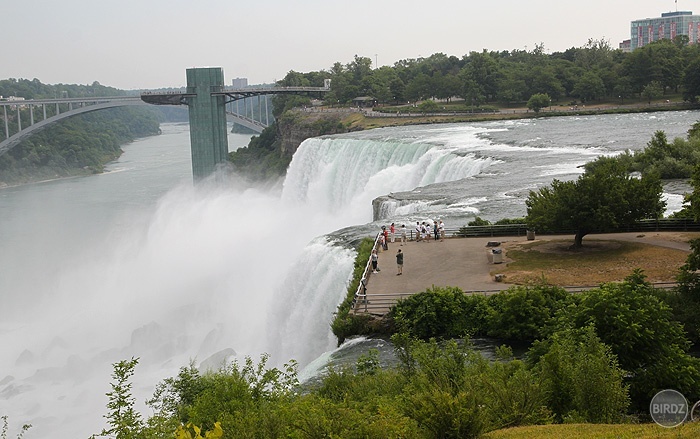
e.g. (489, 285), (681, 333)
(371, 249), (379, 273)
(400, 224), (407, 245)
(439, 220), (445, 241)
(396, 249), (403, 275)
(433, 220), (439, 241)
(390, 223), (396, 243)
(415, 222), (422, 242)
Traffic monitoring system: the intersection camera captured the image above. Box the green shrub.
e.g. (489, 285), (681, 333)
(534, 326), (630, 423)
(468, 216), (491, 226)
(494, 217), (526, 225)
(486, 284), (570, 342)
(391, 286), (476, 339)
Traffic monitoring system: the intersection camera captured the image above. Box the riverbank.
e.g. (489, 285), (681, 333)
(317, 101), (700, 131)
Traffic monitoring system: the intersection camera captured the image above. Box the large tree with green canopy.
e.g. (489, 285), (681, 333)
(525, 158), (665, 248)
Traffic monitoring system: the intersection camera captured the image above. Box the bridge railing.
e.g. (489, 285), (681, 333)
(1, 96), (146, 149)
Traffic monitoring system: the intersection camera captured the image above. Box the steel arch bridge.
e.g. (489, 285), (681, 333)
(0, 94), (278, 157)
(1, 68), (329, 179)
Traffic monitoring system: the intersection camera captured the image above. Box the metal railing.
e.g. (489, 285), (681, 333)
(448, 219), (700, 238)
(351, 233), (382, 314)
(354, 282), (679, 316)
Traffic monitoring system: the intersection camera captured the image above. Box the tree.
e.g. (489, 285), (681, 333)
(486, 284), (569, 341)
(535, 326), (629, 423)
(561, 276), (700, 411)
(682, 164), (700, 223)
(571, 71), (606, 102)
(461, 51), (502, 102)
(683, 58), (700, 102)
(526, 158), (665, 248)
(391, 286), (476, 339)
(93, 357), (143, 439)
(525, 66), (564, 101)
(641, 81), (664, 104)
(526, 93), (551, 113)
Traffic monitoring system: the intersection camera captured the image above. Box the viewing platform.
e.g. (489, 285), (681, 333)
(353, 231), (693, 316)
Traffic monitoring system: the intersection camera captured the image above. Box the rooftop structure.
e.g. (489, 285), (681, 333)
(232, 77), (248, 88)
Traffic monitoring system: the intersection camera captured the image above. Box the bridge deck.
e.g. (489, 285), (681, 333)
(355, 232), (693, 315)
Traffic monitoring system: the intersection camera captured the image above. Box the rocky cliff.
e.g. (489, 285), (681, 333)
(277, 110), (350, 156)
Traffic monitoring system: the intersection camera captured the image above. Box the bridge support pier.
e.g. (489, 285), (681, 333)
(186, 67), (229, 181)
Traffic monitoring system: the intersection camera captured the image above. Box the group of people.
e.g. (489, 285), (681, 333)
(372, 219), (446, 276)
(371, 247), (403, 275)
(414, 220), (445, 243)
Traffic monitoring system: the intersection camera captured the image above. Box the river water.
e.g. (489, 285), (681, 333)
(1, 111), (699, 437)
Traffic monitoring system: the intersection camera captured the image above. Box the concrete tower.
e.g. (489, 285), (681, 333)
(186, 67), (229, 180)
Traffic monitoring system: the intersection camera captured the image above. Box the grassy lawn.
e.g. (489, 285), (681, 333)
(483, 422), (700, 438)
(491, 236), (696, 286)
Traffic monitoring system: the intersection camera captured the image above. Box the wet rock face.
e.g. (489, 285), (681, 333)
(278, 112), (348, 157)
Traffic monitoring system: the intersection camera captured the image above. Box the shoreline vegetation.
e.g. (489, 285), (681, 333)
(330, 99), (700, 131)
(0, 106), (161, 188)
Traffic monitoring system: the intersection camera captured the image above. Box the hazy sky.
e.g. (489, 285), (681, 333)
(1, 0), (691, 90)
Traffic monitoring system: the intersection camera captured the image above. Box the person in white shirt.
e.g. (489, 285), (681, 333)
(439, 220), (445, 241)
(371, 249), (379, 273)
(400, 224), (407, 245)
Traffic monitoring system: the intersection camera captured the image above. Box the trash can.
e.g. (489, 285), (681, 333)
(491, 248), (503, 264)
(526, 230), (535, 241)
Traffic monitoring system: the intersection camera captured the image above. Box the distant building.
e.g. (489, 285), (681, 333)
(630, 11), (700, 50)
(232, 77), (248, 88)
(619, 39), (631, 52)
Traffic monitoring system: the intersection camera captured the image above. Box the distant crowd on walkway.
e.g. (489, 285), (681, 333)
(370, 219), (446, 276)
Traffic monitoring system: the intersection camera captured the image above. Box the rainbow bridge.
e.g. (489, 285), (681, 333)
(0, 67), (330, 180)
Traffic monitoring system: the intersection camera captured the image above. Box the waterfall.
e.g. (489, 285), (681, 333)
(1, 125), (496, 438)
(282, 134), (495, 224)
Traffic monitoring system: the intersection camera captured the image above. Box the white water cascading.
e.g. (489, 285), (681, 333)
(282, 135), (495, 224)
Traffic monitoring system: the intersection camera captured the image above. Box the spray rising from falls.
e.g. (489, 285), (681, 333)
(1, 128), (497, 438)
(0, 181), (357, 438)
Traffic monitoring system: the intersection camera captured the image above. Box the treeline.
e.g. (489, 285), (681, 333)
(0, 77), (125, 100)
(0, 78), (161, 186)
(274, 37), (700, 109)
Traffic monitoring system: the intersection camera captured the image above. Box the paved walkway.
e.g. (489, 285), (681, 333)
(355, 232), (695, 315)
